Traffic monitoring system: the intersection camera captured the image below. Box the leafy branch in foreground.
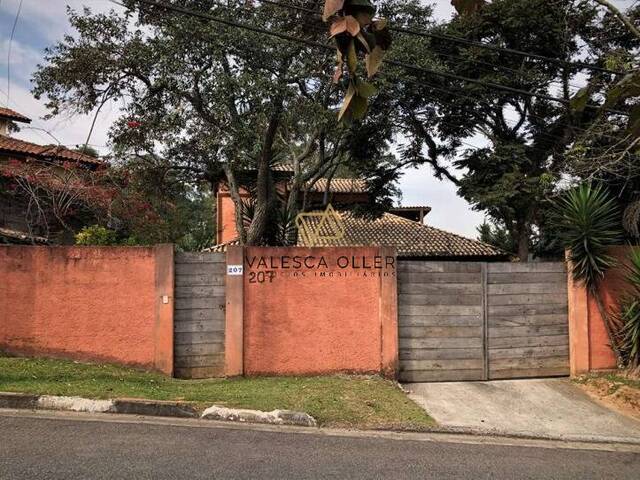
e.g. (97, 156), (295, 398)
(323, 0), (391, 122)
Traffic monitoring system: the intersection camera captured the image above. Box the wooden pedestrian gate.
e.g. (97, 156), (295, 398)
(398, 261), (569, 382)
(173, 252), (226, 379)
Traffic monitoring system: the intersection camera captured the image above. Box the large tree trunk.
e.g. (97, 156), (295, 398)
(245, 97), (283, 246)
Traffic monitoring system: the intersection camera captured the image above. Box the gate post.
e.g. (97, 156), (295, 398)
(225, 245), (244, 376)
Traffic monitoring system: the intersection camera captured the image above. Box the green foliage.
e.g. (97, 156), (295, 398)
(75, 225), (118, 246)
(553, 183), (623, 290)
(477, 221), (516, 254)
(617, 249), (640, 371)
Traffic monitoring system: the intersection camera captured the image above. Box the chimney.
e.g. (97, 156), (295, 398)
(0, 107), (31, 136)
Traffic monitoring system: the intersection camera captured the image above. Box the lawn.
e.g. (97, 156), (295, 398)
(0, 355), (433, 430)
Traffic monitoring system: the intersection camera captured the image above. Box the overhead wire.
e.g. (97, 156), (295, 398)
(6, 0), (23, 107)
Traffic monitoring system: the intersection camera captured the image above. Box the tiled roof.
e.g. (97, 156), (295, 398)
(206, 211), (505, 258)
(303, 211), (505, 258)
(0, 227), (48, 244)
(391, 205), (431, 211)
(0, 107), (31, 123)
(0, 135), (103, 166)
(307, 178), (368, 194)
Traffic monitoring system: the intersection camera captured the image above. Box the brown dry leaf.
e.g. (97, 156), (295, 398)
(323, 0), (345, 22)
(347, 39), (358, 74)
(338, 82), (356, 121)
(365, 46), (385, 78)
(356, 32), (371, 53)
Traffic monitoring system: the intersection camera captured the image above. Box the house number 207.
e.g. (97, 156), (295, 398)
(249, 270), (276, 283)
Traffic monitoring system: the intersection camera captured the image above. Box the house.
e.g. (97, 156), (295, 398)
(211, 169), (506, 260)
(0, 108), (105, 244)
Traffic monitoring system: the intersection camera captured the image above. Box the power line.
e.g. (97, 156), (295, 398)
(6, 0), (23, 107)
(113, 0), (629, 116)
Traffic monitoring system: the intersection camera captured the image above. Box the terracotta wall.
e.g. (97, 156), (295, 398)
(235, 246), (398, 377)
(0, 245), (174, 375)
(568, 246), (635, 374)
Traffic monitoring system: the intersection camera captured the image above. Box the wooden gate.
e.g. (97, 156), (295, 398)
(398, 261), (569, 382)
(173, 252), (226, 379)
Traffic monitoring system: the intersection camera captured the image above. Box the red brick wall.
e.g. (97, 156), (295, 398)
(241, 246), (397, 376)
(0, 245), (174, 374)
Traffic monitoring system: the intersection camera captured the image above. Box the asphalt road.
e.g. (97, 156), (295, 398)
(1, 411), (639, 479)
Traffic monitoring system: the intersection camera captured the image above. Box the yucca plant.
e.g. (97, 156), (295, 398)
(616, 249), (640, 373)
(553, 183), (624, 362)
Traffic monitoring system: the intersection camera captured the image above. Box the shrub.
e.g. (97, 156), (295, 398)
(74, 225), (118, 246)
(617, 249), (640, 373)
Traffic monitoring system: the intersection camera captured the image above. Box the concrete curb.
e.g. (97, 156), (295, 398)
(0, 392), (316, 427)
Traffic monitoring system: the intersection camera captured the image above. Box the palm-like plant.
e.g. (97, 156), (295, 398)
(617, 249), (640, 373)
(553, 183), (624, 362)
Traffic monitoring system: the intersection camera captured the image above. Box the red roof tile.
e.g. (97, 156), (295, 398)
(0, 107), (31, 123)
(0, 134), (103, 166)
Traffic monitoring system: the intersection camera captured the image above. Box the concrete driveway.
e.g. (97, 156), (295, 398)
(405, 378), (640, 443)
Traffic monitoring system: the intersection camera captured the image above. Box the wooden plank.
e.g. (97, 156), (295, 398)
(175, 332), (225, 345)
(489, 355), (569, 369)
(400, 358), (484, 371)
(399, 283), (483, 295)
(399, 305), (483, 316)
(175, 274), (225, 286)
(398, 294), (482, 306)
(481, 262), (489, 381)
(400, 348), (484, 360)
(489, 324), (568, 338)
(397, 262), (482, 273)
(488, 304), (567, 316)
(174, 353), (224, 368)
(175, 343), (224, 356)
(174, 320), (225, 333)
(174, 308), (225, 322)
(175, 285), (225, 298)
(175, 262), (226, 276)
(400, 337), (483, 349)
(488, 272), (566, 284)
(488, 262), (565, 273)
(174, 296), (225, 311)
(488, 283), (567, 295)
(489, 314), (567, 327)
(174, 365), (225, 379)
(489, 366), (569, 380)
(399, 326), (483, 339)
(397, 272), (481, 284)
(399, 316), (482, 327)
(489, 334), (568, 349)
(488, 293), (567, 306)
(175, 252), (225, 264)
(399, 369), (484, 382)
(488, 345), (569, 360)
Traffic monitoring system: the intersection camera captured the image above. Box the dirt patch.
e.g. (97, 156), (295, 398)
(576, 375), (640, 421)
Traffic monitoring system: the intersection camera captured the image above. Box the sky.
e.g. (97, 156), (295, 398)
(0, 0), (635, 238)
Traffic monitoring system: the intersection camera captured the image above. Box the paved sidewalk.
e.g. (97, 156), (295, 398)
(405, 378), (640, 443)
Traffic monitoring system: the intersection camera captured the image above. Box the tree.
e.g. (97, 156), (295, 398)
(477, 220), (516, 255)
(388, 0), (634, 261)
(33, 0), (433, 246)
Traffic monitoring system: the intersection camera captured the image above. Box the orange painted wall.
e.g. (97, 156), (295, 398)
(568, 246), (635, 374)
(242, 246), (397, 376)
(0, 245), (174, 375)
